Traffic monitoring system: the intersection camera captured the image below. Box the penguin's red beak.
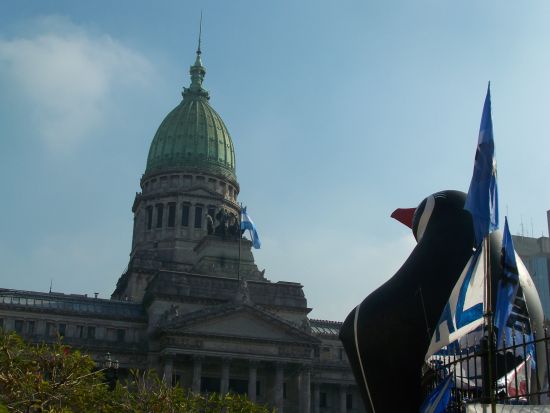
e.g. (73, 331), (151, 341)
(391, 208), (416, 229)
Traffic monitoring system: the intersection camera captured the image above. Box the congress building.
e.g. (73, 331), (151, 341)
(0, 45), (364, 413)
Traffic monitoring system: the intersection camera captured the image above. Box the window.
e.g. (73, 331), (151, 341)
(0, 319), (3, 330)
(228, 379), (248, 395)
(76, 325), (84, 338)
(181, 205), (190, 226)
(194, 206), (203, 228)
(58, 323), (66, 337)
(47, 322), (56, 337)
(346, 394), (353, 410)
(146, 206), (153, 230)
(167, 203), (176, 227)
(14, 320), (24, 333)
(256, 380), (261, 396)
(156, 204), (164, 228)
(339, 348), (344, 360)
(201, 377), (221, 393)
(87, 326), (96, 339)
(117, 329), (125, 342)
(207, 206), (215, 218)
(106, 328), (116, 341)
(320, 392), (327, 407)
(27, 321), (35, 334)
(283, 382), (287, 399)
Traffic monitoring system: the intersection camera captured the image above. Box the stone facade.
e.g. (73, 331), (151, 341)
(513, 210), (550, 321)
(0, 47), (363, 413)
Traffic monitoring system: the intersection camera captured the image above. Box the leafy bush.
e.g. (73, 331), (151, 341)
(0, 331), (272, 413)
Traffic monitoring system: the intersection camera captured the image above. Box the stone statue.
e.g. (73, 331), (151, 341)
(228, 213), (240, 239)
(214, 209), (229, 237)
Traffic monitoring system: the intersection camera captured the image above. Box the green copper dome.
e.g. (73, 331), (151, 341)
(145, 50), (236, 183)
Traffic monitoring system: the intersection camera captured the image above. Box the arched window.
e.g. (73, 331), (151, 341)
(146, 206), (153, 230)
(181, 205), (190, 227)
(156, 204), (164, 228)
(167, 203), (176, 227)
(194, 206), (203, 228)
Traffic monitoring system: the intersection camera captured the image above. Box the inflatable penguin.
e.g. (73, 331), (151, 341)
(339, 190), (476, 413)
(339, 190), (547, 413)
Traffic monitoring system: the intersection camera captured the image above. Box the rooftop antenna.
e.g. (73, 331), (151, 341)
(49, 279), (53, 293)
(520, 215), (525, 237)
(531, 217), (534, 238)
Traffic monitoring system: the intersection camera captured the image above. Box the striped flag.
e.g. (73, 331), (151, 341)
(241, 206), (261, 249)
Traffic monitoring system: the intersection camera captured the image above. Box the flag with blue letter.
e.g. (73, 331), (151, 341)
(425, 245), (486, 359)
(419, 373), (454, 413)
(464, 83), (499, 247)
(494, 217), (520, 346)
(241, 206), (261, 249)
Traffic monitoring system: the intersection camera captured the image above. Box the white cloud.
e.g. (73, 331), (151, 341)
(0, 16), (153, 152)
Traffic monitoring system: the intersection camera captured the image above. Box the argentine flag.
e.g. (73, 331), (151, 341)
(241, 207), (261, 249)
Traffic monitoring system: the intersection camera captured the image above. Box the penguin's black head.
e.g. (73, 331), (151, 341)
(394, 190), (473, 244)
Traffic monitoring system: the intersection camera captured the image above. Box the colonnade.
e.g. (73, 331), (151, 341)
(162, 355), (315, 413)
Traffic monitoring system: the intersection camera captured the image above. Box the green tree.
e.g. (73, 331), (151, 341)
(0, 331), (273, 413)
(0, 331), (109, 412)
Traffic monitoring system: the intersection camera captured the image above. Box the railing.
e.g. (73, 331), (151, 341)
(0, 289), (145, 319)
(423, 328), (550, 411)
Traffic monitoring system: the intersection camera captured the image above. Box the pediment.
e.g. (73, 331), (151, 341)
(160, 303), (318, 344)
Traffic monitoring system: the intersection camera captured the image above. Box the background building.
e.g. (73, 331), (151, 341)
(0, 47), (362, 413)
(512, 211), (550, 321)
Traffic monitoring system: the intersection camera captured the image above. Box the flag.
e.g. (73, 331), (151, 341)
(420, 373), (454, 413)
(425, 246), (486, 359)
(494, 217), (520, 346)
(241, 206), (261, 249)
(464, 83), (499, 247)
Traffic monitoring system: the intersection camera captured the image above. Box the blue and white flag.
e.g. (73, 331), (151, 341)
(464, 83), (499, 247)
(494, 217), (520, 346)
(425, 246), (486, 359)
(419, 373), (454, 413)
(241, 206), (261, 249)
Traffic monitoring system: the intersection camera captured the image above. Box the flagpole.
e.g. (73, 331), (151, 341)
(484, 235), (496, 413)
(237, 203), (242, 282)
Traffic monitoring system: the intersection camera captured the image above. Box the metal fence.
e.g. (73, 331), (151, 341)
(422, 328), (550, 411)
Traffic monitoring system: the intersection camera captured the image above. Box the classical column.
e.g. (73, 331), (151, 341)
(339, 384), (347, 413)
(300, 367), (311, 413)
(163, 356), (173, 386)
(248, 360), (258, 402)
(313, 382), (320, 413)
(274, 363), (284, 413)
(220, 358), (231, 395)
(192, 356), (202, 393)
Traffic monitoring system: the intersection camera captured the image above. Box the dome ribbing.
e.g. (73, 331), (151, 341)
(145, 50), (236, 184)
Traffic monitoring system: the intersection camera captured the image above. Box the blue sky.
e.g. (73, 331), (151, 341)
(1, 1), (549, 321)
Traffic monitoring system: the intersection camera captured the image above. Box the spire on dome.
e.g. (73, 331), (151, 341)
(184, 13), (209, 99)
(197, 11), (202, 56)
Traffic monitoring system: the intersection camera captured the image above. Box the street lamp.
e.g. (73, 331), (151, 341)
(102, 352), (119, 390)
